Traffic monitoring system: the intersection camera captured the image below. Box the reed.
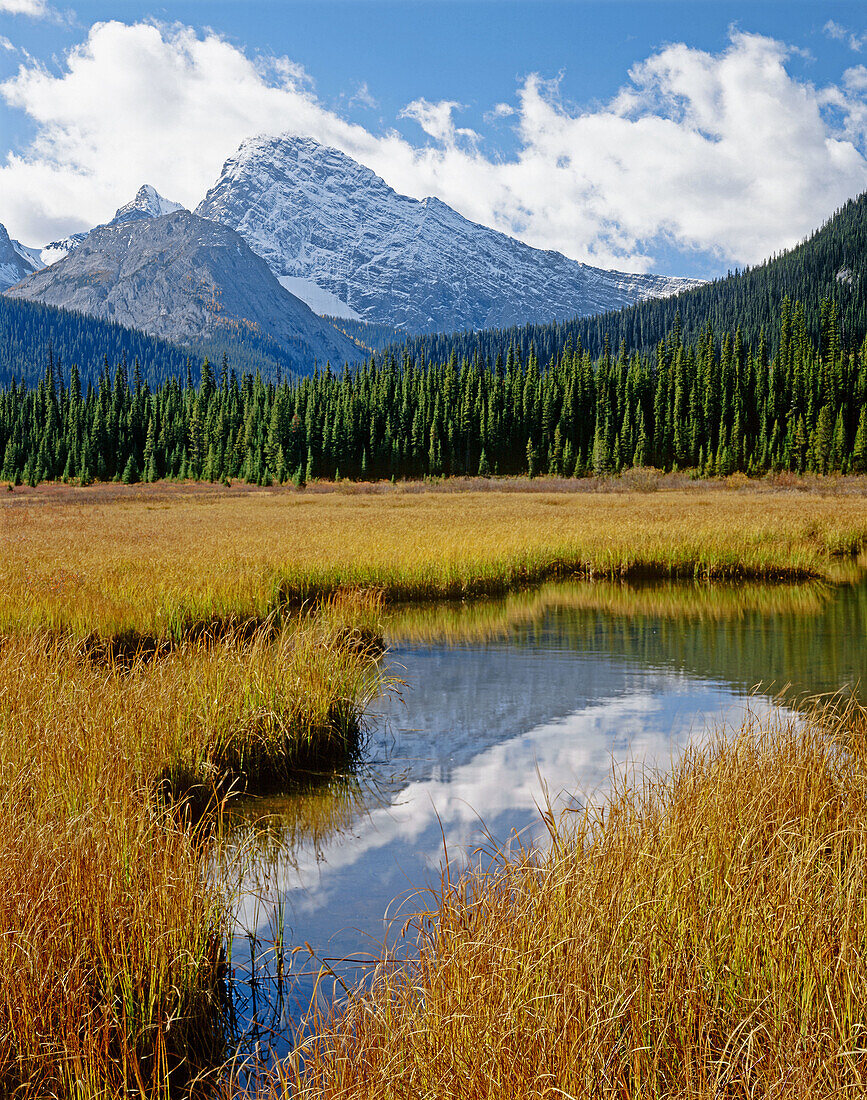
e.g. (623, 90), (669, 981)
(0, 595), (385, 1098)
(280, 700), (867, 1099)
(3, 484), (866, 638)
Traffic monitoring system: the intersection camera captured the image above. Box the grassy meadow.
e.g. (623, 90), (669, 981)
(0, 474), (865, 1096)
(0, 601), (385, 1097)
(3, 475), (867, 639)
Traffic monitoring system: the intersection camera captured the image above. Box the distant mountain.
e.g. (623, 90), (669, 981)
(195, 134), (701, 334)
(5, 210), (360, 374)
(0, 223), (42, 290)
(39, 184), (186, 266)
(375, 190), (867, 370)
(40, 232), (90, 268)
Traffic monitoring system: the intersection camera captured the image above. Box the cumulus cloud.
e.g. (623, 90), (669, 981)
(0, 0), (43, 13)
(2, 21), (867, 274)
(0, 0), (57, 18)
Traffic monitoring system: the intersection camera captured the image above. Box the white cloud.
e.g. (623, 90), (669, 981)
(1, 21), (867, 274)
(484, 101), (516, 123)
(0, 0), (52, 18)
(400, 97), (478, 145)
(348, 80), (377, 111)
(0, 34), (14, 50)
(823, 19), (867, 53)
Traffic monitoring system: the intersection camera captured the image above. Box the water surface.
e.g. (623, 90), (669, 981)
(225, 575), (867, 1052)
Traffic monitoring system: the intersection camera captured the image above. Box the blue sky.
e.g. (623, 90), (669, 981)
(2, 1), (867, 278)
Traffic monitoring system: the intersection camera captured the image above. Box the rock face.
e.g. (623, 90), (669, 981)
(196, 134), (702, 334)
(6, 210), (360, 372)
(0, 223), (42, 290)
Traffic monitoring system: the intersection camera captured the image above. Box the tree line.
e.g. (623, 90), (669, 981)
(2, 298), (865, 488)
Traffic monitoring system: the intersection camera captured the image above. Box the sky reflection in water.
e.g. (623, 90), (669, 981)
(226, 577), (867, 1046)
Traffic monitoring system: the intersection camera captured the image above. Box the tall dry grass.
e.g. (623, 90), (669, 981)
(280, 701), (867, 1100)
(3, 484), (866, 638)
(0, 596), (386, 1098)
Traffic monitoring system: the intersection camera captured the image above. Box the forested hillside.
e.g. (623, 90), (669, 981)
(0, 293), (333, 387)
(324, 316), (402, 353)
(385, 192), (867, 368)
(2, 298), (863, 486)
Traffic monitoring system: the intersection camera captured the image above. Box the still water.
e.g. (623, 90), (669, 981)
(224, 575), (867, 1051)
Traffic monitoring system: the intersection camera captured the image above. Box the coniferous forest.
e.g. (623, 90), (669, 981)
(1, 297), (865, 487)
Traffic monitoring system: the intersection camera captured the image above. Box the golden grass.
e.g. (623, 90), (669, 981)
(279, 701), (867, 1099)
(0, 596), (385, 1098)
(3, 478), (865, 1095)
(2, 482), (867, 639)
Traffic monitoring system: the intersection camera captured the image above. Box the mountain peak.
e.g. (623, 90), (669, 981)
(196, 132), (701, 334)
(113, 184), (185, 224)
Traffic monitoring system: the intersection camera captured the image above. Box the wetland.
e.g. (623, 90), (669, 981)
(2, 481), (867, 1097)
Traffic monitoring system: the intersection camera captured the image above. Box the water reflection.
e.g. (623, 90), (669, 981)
(224, 573), (867, 1054)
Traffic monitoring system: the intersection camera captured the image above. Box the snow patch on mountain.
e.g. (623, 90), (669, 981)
(277, 275), (361, 320)
(40, 232), (89, 267)
(196, 134), (703, 335)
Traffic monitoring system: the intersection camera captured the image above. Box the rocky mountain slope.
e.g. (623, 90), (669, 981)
(6, 210), (359, 372)
(0, 223), (41, 290)
(196, 134), (701, 334)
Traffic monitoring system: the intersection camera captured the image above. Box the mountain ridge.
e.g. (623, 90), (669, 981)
(39, 184), (187, 266)
(370, 189), (867, 370)
(195, 133), (702, 334)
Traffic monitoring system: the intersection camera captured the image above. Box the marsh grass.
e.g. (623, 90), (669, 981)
(3, 485), (867, 639)
(279, 700), (867, 1100)
(3, 480), (866, 1095)
(0, 595), (386, 1098)
(0, 648), (227, 1098)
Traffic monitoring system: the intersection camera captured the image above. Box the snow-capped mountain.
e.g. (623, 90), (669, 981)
(6, 210), (360, 373)
(196, 134), (702, 334)
(39, 185), (186, 266)
(112, 184), (185, 225)
(0, 222), (42, 290)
